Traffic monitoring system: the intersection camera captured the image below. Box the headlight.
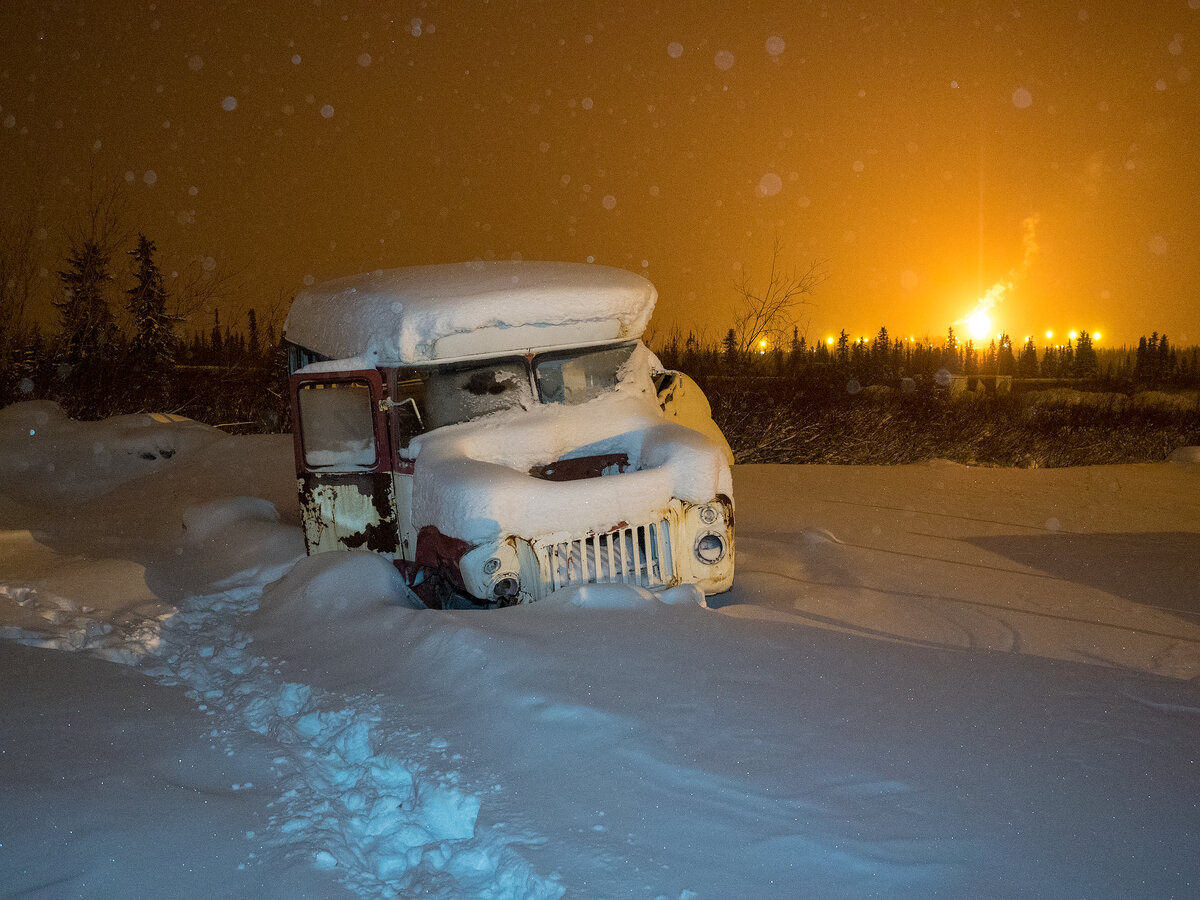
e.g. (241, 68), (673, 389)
(492, 575), (521, 601)
(694, 532), (726, 565)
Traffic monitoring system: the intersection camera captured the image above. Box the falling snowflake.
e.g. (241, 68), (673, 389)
(667, 42), (684, 59)
(320, 104), (335, 118)
(221, 96), (238, 111)
(765, 36), (785, 57)
(757, 173), (783, 197)
(714, 50), (735, 71)
(1012, 87), (1032, 109)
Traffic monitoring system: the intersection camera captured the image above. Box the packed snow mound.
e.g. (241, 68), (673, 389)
(533, 582), (706, 610)
(284, 260), (656, 365)
(1168, 445), (1200, 463)
(183, 496), (281, 543)
(0, 401), (223, 501)
(173, 497), (305, 592)
(410, 391), (732, 543)
(255, 551), (423, 633)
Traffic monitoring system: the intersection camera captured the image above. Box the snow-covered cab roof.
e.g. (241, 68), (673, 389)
(283, 261), (657, 366)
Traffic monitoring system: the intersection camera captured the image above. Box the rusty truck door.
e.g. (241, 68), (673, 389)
(290, 369), (401, 557)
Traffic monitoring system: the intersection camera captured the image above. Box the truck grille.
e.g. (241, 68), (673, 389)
(543, 520), (674, 591)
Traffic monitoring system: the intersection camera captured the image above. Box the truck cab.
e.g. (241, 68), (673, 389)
(284, 260), (733, 608)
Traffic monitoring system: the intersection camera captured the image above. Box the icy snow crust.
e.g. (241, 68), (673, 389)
(283, 260), (656, 365)
(2, 402), (1199, 898)
(406, 345), (732, 542)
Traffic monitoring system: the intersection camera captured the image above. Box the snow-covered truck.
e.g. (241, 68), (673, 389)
(283, 260), (734, 608)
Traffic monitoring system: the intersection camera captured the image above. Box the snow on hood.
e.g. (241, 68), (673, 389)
(284, 260), (656, 365)
(407, 352), (732, 543)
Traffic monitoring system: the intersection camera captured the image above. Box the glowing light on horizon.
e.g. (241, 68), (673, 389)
(967, 309), (992, 341)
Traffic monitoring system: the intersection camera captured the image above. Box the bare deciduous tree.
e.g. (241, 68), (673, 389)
(169, 257), (240, 331)
(0, 203), (41, 354)
(66, 174), (130, 260)
(733, 237), (825, 353)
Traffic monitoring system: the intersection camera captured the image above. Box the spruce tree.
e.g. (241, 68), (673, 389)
(997, 334), (1016, 376)
(210, 309), (224, 361)
(722, 327), (739, 369)
(1017, 337), (1039, 376)
(1073, 331), (1098, 377)
(247, 307), (261, 362)
(126, 233), (174, 375)
(55, 239), (115, 370)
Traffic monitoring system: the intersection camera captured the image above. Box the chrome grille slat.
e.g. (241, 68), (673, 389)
(542, 519), (673, 591)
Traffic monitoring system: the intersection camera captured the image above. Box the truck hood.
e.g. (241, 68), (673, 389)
(406, 389), (732, 545)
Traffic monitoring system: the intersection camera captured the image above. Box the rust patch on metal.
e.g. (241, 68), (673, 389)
(410, 525), (475, 608)
(414, 526), (473, 582)
(298, 472), (400, 556)
(529, 452), (629, 482)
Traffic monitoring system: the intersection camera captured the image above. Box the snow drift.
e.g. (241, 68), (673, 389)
(2, 402), (1198, 898)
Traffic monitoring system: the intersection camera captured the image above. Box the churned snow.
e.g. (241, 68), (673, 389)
(1, 402), (1199, 898)
(284, 261), (657, 365)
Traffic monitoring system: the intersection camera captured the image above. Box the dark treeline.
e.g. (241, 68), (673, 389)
(656, 326), (1200, 389)
(652, 327), (1200, 467)
(0, 227), (289, 431)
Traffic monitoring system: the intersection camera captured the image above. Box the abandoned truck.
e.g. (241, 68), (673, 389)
(283, 260), (734, 608)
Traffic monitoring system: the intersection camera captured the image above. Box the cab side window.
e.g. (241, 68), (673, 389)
(297, 381), (377, 470)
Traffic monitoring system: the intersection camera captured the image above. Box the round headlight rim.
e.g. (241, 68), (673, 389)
(694, 531), (726, 565)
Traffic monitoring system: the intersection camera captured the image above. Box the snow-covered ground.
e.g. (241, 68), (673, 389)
(1, 400), (1198, 899)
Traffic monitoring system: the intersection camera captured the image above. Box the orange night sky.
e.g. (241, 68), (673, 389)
(2, 0), (1197, 346)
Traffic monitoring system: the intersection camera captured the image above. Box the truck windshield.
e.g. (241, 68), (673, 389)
(535, 343), (635, 405)
(297, 380), (377, 469)
(422, 360), (534, 429)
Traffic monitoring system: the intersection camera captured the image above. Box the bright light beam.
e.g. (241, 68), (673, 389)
(967, 309), (992, 341)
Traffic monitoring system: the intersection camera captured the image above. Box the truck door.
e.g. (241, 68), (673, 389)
(291, 369), (401, 557)
(386, 371), (428, 568)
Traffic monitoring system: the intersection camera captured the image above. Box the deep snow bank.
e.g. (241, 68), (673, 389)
(2, 403), (1198, 898)
(0, 403), (564, 899)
